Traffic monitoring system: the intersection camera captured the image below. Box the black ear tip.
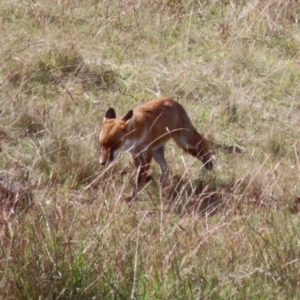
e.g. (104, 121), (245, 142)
(105, 107), (116, 119)
(128, 109), (133, 118)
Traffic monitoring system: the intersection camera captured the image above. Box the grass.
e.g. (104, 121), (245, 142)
(1, 0), (300, 299)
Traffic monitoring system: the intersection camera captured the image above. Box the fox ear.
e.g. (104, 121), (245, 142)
(104, 107), (116, 120)
(122, 109), (133, 123)
(122, 109), (133, 131)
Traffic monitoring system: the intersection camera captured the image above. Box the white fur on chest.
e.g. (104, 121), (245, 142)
(123, 138), (136, 152)
(123, 129), (147, 153)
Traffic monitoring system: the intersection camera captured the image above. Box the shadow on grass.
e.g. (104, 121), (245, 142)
(160, 174), (227, 217)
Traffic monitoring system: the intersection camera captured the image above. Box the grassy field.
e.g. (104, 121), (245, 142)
(1, 0), (300, 299)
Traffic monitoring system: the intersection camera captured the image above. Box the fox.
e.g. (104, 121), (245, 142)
(99, 98), (216, 202)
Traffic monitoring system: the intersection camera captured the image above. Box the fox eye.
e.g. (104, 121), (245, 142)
(102, 146), (111, 155)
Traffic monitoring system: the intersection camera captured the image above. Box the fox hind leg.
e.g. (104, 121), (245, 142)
(152, 146), (169, 189)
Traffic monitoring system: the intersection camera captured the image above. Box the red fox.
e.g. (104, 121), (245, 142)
(99, 98), (215, 202)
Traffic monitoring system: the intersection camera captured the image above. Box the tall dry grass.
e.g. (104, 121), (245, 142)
(1, 0), (300, 299)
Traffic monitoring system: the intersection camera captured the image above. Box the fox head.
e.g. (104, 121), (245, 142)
(99, 107), (133, 165)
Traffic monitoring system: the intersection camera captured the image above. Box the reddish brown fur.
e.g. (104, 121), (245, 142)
(99, 98), (215, 201)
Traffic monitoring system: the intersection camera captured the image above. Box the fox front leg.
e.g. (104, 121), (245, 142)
(125, 152), (152, 202)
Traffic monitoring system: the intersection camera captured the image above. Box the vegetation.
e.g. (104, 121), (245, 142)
(1, 0), (300, 299)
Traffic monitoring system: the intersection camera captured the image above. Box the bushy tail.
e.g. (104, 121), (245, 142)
(172, 128), (215, 170)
